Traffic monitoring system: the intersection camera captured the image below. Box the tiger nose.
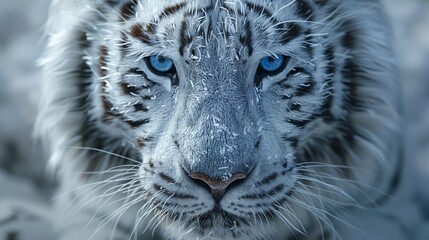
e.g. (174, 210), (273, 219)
(189, 172), (248, 201)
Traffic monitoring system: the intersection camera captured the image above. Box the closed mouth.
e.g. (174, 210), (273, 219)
(187, 208), (249, 233)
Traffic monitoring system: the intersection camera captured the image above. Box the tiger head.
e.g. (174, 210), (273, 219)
(37, 0), (402, 239)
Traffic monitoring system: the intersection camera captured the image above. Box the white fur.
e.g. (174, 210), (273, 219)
(37, 1), (407, 239)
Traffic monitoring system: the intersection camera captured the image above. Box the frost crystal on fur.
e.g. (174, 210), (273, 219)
(37, 0), (406, 239)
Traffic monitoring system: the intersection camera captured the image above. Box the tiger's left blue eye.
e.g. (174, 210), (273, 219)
(147, 55), (175, 74)
(258, 55), (287, 74)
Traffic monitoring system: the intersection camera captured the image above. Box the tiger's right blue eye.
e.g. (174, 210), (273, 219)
(255, 55), (290, 86)
(258, 55), (287, 74)
(147, 55), (175, 75)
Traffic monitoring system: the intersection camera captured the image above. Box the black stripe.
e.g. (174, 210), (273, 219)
(296, 0), (314, 20)
(342, 59), (366, 110)
(179, 20), (192, 56)
(136, 136), (154, 148)
(130, 23), (151, 44)
(280, 23), (302, 45)
(127, 67), (145, 75)
(119, 1), (137, 20)
(372, 149), (404, 205)
(254, 173), (278, 187)
(125, 118), (150, 128)
(153, 184), (197, 199)
(82, 128), (138, 178)
(100, 88), (116, 119)
(133, 103), (149, 112)
(104, 0), (118, 6)
(283, 136), (299, 148)
(296, 125), (354, 174)
(240, 184), (284, 199)
(120, 82), (141, 95)
(342, 30), (357, 49)
(205, 18), (213, 38)
(320, 91), (334, 120)
(286, 67), (307, 77)
(142, 95), (155, 100)
(75, 29), (136, 179)
(119, 33), (132, 59)
(77, 30), (91, 49)
(319, 231), (331, 240)
(159, 173), (180, 186)
(303, 29), (313, 57)
(324, 45), (336, 76)
(277, 81), (292, 89)
(385, 159), (402, 198)
(295, 80), (315, 96)
(127, 2), (189, 48)
(159, 172), (178, 184)
(99, 45), (114, 119)
(145, 23), (156, 35)
(286, 118), (313, 128)
(295, 123), (357, 185)
(125, 68), (155, 88)
(320, 46), (335, 119)
(281, 94), (292, 100)
(99, 45), (108, 78)
(288, 102), (302, 112)
(329, 137), (349, 167)
(160, 2), (187, 19)
(328, 123), (355, 171)
(314, 0), (328, 6)
(244, 1), (273, 18)
(341, 21), (358, 49)
(239, 20), (253, 56)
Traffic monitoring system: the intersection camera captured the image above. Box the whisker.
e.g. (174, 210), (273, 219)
(68, 146), (142, 165)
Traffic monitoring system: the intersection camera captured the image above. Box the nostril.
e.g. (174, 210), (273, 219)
(189, 172), (248, 201)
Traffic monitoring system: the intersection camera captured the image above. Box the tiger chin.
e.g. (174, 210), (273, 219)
(37, 0), (406, 240)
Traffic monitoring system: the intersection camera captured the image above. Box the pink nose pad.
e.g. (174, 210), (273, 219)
(189, 172), (248, 200)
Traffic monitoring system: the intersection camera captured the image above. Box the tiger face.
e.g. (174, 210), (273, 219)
(38, 0), (402, 239)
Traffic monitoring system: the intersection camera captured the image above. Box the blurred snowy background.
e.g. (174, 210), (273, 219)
(0, 0), (428, 239)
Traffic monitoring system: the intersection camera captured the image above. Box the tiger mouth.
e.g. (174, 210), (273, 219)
(195, 208), (248, 227)
(181, 208), (257, 236)
(163, 204), (278, 233)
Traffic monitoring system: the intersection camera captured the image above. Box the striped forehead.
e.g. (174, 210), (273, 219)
(123, 0), (315, 56)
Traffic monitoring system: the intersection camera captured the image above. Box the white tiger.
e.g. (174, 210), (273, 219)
(37, 0), (411, 239)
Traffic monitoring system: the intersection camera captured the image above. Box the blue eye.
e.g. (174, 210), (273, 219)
(259, 55), (287, 73)
(147, 55), (175, 74)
